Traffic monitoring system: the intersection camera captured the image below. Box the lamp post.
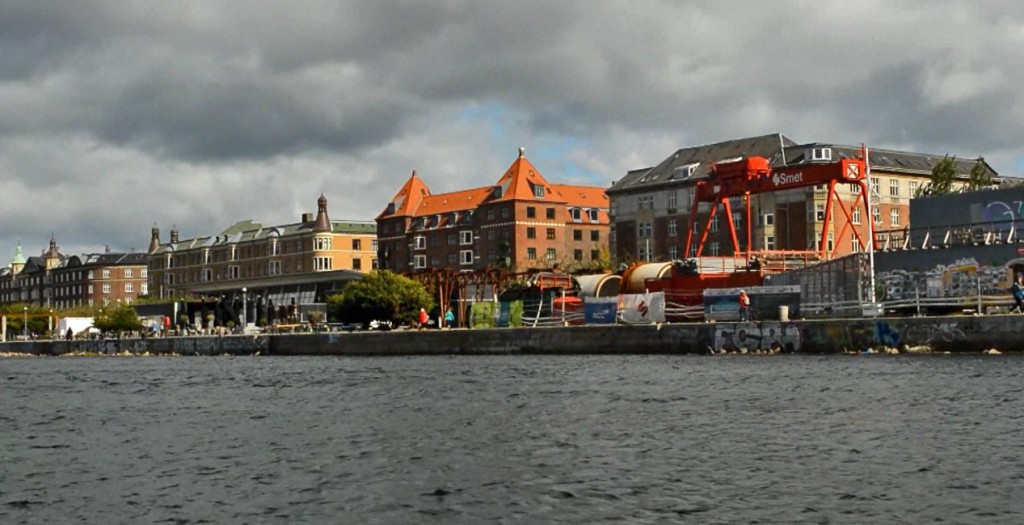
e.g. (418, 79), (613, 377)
(22, 306), (28, 338)
(241, 287), (247, 328)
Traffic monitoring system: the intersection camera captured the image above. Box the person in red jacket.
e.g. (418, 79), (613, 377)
(738, 290), (750, 321)
(418, 308), (429, 330)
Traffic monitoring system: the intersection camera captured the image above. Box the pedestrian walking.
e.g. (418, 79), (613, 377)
(444, 307), (455, 328)
(738, 289), (750, 321)
(418, 307), (429, 329)
(1012, 275), (1024, 313)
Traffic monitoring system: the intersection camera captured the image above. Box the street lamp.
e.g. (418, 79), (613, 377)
(22, 306), (28, 338)
(241, 287), (247, 328)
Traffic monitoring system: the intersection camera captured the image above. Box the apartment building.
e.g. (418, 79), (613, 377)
(376, 149), (610, 274)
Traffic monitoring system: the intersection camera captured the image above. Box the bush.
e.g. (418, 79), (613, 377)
(327, 270), (433, 327)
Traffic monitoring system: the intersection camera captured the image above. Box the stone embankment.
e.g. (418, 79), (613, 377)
(3, 314), (1022, 356)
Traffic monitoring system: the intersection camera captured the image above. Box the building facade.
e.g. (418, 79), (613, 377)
(607, 133), (995, 264)
(147, 195), (377, 305)
(376, 149), (610, 274)
(0, 237), (149, 308)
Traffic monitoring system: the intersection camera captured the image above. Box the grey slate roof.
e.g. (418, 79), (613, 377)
(611, 133), (998, 195)
(608, 133), (796, 194)
(153, 219), (375, 254)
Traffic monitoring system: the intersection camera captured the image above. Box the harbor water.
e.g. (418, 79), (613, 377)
(2, 354), (1023, 524)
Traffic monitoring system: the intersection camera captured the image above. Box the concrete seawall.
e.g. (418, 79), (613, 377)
(4, 314), (1022, 356)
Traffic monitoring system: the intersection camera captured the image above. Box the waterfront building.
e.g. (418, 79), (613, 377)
(376, 148), (610, 274)
(607, 133), (997, 263)
(146, 194), (376, 308)
(0, 237), (149, 308)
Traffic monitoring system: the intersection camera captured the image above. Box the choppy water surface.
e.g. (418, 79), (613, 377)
(2, 354), (1024, 524)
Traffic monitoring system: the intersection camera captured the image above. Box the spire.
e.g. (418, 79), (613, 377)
(45, 234), (62, 270)
(378, 170), (430, 219)
(11, 241), (26, 273)
(313, 193), (332, 232)
(148, 225), (161, 254)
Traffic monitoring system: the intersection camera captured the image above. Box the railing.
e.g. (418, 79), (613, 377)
(875, 217), (1022, 251)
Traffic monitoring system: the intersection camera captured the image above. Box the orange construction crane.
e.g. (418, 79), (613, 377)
(684, 153), (871, 263)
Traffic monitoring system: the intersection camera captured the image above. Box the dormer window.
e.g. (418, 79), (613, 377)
(570, 208), (582, 222)
(810, 147), (832, 161)
(587, 209), (599, 222)
(532, 183), (545, 198)
(672, 163), (699, 179)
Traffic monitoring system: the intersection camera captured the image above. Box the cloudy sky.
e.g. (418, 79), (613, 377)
(2, 1), (1023, 258)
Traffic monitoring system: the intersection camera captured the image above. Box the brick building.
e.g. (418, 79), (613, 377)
(607, 133), (995, 264)
(147, 194), (376, 305)
(0, 237), (149, 308)
(376, 149), (610, 274)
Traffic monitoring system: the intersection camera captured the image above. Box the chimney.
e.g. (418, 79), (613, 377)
(301, 212), (313, 223)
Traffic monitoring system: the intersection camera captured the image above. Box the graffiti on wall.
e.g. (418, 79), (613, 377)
(713, 321), (801, 352)
(874, 319), (967, 347)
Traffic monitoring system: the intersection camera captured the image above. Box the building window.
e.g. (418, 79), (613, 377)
(527, 227), (536, 239)
(852, 238), (861, 253)
(501, 207), (510, 219)
(414, 236), (426, 249)
(763, 211), (774, 226)
(732, 212), (742, 228)
(546, 228), (555, 240)
(526, 207), (536, 218)
(460, 231), (473, 245)
(269, 260), (281, 276)
(102, 269), (110, 279)
(447, 253), (458, 265)
(353, 239), (362, 250)
(870, 177), (879, 195)
(125, 282), (133, 293)
(709, 242), (720, 256)
(533, 184), (545, 198)
(638, 222), (652, 238)
(430, 255), (441, 266)
(816, 204), (825, 222)
(570, 208), (582, 222)
(460, 250), (474, 265)
(889, 179), (899, 197)
(353, 259), (362, 270)
(590, 230), (599, 242)
(315, 237), (332, 250)
(827, 233), (834, 252)
(910, 180), (919, 197)
(527, 248), (537, 260)
(546, 248), (556, 260)
(573, 230), (582, 241)
(668, 220), (677, 237)
(591, 249), (600, 260)
(125, 268), (134, 278)
(710, 215), (720, 232)
(873, 206), (881, 224)
(573, 249), (583, 261)
(202, 268), (212, 282)
(890, 209), (900, 226)
(668, 245), (678, 259)
(414, 255), (426, 269)
(102, 283), (110, 294)
(486, 209), (495, 221)
(667, 191), (678, 209)
(852, 207), (861, 224)
(314, 257), (333, 271)
(587, 209), (599, 222)
(850, 183), (860, 194)
(765, 235), (775, 250)
(141, 283), (148, 295)
(546, 208), (555, 219)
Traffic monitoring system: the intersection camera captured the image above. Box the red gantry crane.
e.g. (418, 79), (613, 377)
(683, 152), (872, 266)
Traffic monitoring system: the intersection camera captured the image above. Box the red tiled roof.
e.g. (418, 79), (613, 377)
(378, 171), (430, 219)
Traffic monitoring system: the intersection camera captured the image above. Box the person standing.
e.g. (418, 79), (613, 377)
(418, 307), (429, 329)
(738, 290), (750, 321)
(444, 307), (455, 329)
(1012, 275), (1024, 313)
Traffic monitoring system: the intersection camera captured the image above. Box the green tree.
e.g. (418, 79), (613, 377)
(327, 270), (433, 327)
(919, 155), (958, 196)
(967, 157), (994, 191)
(92, 304), (142, 335)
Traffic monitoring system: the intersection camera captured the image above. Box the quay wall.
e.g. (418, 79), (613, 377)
(3, 315), (1022, 356)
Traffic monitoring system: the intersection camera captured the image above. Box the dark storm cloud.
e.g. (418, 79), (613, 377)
(1, 0), (1023, 258)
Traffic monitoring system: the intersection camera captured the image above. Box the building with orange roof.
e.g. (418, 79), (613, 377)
(377, 148), (610, 273)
